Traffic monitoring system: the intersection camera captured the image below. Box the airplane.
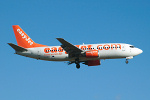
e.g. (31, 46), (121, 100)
(8, 25), (143, 69)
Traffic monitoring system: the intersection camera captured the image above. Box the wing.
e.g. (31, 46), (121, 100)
(56, 38), (83, 57)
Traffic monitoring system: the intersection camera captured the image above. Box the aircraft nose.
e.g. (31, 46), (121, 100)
(140, 49), (143, 53)
(133, 48), (143, 56)
(138, 49), (143, 54)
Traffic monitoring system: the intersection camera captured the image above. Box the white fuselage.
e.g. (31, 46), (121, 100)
(16, 43), (143, 61)
(9, 25), (143, 68)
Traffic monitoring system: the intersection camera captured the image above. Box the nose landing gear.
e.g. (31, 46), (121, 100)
(125, 59), (129, 64)
(125, 56), (133, 64)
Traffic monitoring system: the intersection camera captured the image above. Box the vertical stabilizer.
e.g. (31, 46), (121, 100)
(12, 25), (46, 48)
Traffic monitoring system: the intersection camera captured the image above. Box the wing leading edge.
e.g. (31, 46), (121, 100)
(56, 38), (83, 57)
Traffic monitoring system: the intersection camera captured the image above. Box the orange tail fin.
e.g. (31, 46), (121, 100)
(12, 25), (46, 48)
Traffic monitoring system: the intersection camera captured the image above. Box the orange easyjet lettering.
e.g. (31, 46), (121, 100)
(58, 47), (63, 52)
(44, 48), (50, 53)
(111, 44), (121, 49)
(97, 45), (103, 50)
(44, 44), (121, 53)
(103, 44), (110, 50)
(75, 45), (80, 48)
(87, 45), (92, 50)
(81, 46), (87, 50)
(51, 47), (57, 53)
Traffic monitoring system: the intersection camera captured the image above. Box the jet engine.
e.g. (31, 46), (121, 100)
(85, 50), (99, 58)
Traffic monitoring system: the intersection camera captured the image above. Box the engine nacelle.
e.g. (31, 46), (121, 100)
(85, 50), (99, 58)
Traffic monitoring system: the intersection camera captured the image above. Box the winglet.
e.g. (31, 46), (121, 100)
(12, 25), (47, 48)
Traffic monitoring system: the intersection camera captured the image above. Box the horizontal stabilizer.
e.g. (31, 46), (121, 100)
(8, 43), (27, 52)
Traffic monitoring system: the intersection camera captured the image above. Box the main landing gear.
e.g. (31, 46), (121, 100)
(75, 58), (80, 69)
(76, 64), (80, 69)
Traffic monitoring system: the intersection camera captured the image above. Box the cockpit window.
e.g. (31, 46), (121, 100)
(130, 46), (135, 48)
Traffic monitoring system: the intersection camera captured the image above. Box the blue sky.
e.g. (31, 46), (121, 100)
(0, 0), (150, 100)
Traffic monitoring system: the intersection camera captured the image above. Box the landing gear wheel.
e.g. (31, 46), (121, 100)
(76, 64), (80, 69)
(126, 60), (129, 64)
(75, 58), (80, 69)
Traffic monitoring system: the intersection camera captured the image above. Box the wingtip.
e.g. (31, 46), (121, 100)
(56, 38), (64, 40)
(7, 43), (12, 45)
